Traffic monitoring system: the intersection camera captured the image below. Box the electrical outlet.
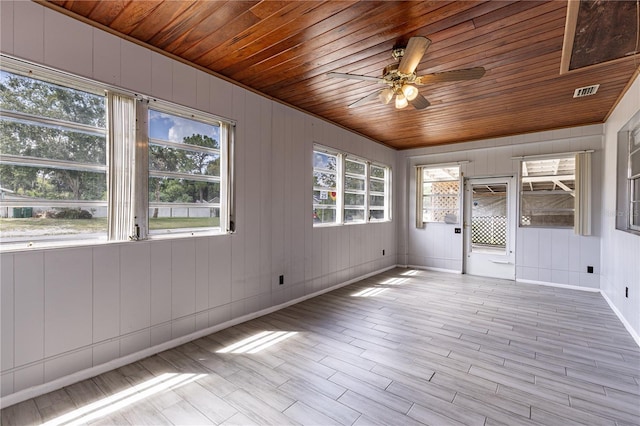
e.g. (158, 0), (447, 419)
(587, 266), (594, 274)
(454, 228), (461, 234)
(279, 275), (284, 285)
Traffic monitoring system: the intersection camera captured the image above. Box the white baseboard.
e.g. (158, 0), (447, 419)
(0, 265), (396, 409)
(406, 264), (463, 274)
(516, 278), (601, 292)
(600, 291), (640, 348)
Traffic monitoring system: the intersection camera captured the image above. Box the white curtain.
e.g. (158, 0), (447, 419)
(415, 167), (424, 228)
(574, 151), (592, 235)
(107, 93), (137, 241)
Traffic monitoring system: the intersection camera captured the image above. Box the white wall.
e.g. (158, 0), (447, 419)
(601, 73), (640, 341)
(396, 125), (604, 289)
(0, 1), (396, 402)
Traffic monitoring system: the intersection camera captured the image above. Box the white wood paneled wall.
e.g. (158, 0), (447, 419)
(0, 1), (396, 401)
(396, 125), (604, 288)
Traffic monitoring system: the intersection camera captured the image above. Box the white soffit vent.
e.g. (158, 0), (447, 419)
(573, 84), (600, 98)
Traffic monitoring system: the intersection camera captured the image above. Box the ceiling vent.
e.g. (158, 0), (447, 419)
(573, 84), (600, 98)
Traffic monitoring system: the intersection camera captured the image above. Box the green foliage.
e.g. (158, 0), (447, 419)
(51, 208), (93, 219)
(0, 71), (107, 201)
(149, 133), (220, 209)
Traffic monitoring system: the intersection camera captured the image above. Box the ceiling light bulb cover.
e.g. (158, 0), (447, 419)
(395, 93), (408, 109)
(378, 88), (394, 104)
(401, 84), (419, 101)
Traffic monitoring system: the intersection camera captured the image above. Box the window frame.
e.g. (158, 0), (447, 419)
(312, 144), (391, 227)
(144, 101), (231, 239)
(0, 55), (235, 251)
(629, 126), (640, 231)
(416, 165), (462, 226)
(0, 61), (110, 247)
(519, 155), (576, 229)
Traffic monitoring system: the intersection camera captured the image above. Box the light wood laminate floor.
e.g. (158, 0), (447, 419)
(2, 268), (639, 425)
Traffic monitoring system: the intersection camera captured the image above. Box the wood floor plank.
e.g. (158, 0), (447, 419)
(2, 268), (639, 425)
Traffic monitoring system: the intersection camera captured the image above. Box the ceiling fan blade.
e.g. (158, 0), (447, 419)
(398, 36), (431, 75)
(327, 72), (383, 83)
(414, 67), (486, 85)
(410, 93), (430, 110)
(348, 90), (383, 108)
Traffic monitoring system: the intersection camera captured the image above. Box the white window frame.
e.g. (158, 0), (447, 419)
(416, 165), (462, 227)
(0, 55), (234, 250)
(313, 144), (391, 227)
(143, 101), (231, 239)
(629, 126), (640, 231)
(519, 155), (575, 228)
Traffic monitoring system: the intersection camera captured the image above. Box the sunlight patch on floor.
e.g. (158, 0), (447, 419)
(352, 287), (389, 297)
(42, 373), (206, 426)
(216, 331), (298, 354)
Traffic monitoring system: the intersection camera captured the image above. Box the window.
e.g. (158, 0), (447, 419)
(630, 127), (640, 231)
(369, 164), (389, 221)
(0, 57), (233, 249)
(416, 166), (461, 226)
(312, 146), (390, 226)
(520, 156), (575, 227)
(0, 69), (108, 244)
(344, 158), (366, 223)
(147, 107), (227, 235)
(313, 149), (339, 224)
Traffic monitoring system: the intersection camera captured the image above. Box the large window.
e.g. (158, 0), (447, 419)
(0, 58), (233, 249)
(148, 108), (226, 235)
(0, 69), (108, 244)
(520, 156), (575, 227)
(629, 127), (640, 231)
(313, 146), (390, 226)
(344, 158), (366, 223)
(416, 166), (461, 226)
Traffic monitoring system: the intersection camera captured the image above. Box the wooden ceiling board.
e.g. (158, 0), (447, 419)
(40, 0), (640, 150)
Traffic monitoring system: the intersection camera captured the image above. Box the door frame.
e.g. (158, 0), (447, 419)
(463, 175), (517, 280)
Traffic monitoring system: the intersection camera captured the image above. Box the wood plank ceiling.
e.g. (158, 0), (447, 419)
(40, 0), (640, 150)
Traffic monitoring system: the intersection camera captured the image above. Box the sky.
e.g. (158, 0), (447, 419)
(149, 109), (220, 144)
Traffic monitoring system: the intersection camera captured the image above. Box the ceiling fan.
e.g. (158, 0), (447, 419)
(327, 36), (486, 110)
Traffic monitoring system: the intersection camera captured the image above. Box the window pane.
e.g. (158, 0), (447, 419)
(369, 209), (385, 220)
(149, 206), (220, 231)
(370, 195), (385, 207)
(630, 149), (640, 178)
(313, 151), (337, 171)
(149, 177), (220, 204)
(148, 108), (222, 234)
(420, 167), (460, 223)
(345, 193), (365, 206)
(370, 165), (385, 179)
(313, 171), (337, 190)
(521, 157), (575, 227)
(0, 63), (108, 247)
(345, 208), (365, 223)
(149, 145), (220, 176)
(313, 189), (337, 206)
(149, 110), (220, 148)
(345, 176), (365, 191)
(0, 121), (106, 164)
(313, 207), (336, 224)
(1, 71), (106, 127)
(345, 159), (365, 175)
(370, 179), (385, 193)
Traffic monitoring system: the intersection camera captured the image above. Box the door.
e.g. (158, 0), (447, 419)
(464, 177), (516, 280)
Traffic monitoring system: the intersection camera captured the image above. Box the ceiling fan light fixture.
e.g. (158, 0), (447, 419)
(395, 93), (408, 109)
(378, 88), (394, 104)
(401, 84), (419, 101)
